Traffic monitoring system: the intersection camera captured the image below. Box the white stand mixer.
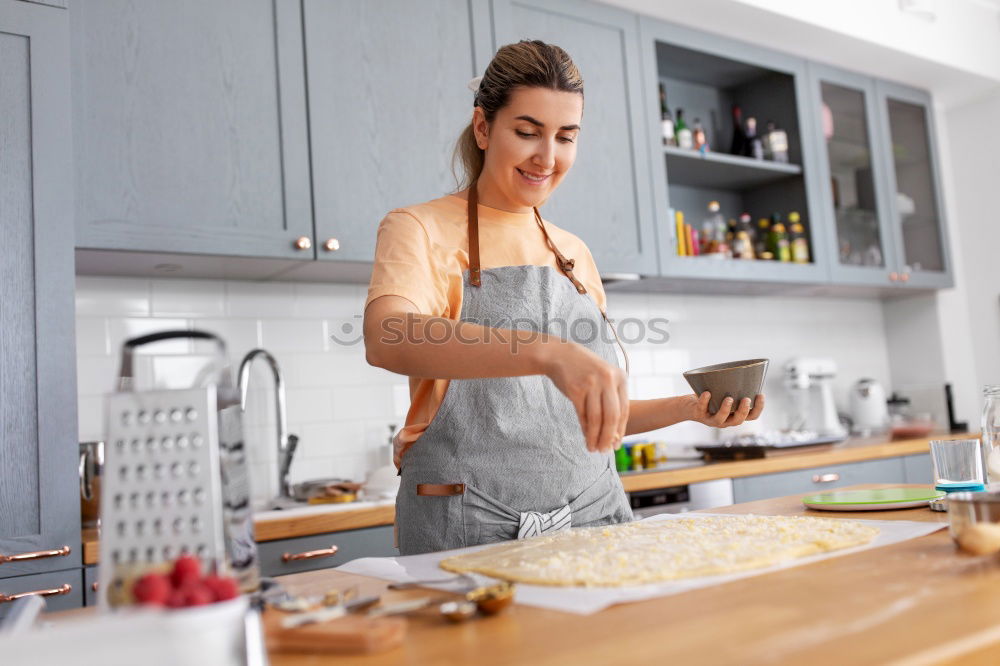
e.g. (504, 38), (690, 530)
(784, 357), (848, 438)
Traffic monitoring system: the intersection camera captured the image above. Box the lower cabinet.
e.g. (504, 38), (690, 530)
(257, 525), (396, 578)
(0, 569), (83, 619)
(732, 457), (907, 504)
(84, 565), (99, 607)
(902, 454), (933, 485)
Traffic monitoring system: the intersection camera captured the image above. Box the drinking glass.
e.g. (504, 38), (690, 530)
(929, 438), (985, 492)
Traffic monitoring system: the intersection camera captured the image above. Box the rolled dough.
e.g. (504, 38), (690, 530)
(440, 515), (879, 586)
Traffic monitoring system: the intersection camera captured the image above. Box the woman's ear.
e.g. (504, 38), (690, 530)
(472, 107), (489, 150)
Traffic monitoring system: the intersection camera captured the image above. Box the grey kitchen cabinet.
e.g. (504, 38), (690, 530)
(806, 63), (900, 288)
(0, 0), (82, 582)
(302, 0), (483, 264)
(732, 458), (907, 504)
(487, 0), (659, 277)
(84, 565), (99, 607)
(0, 569), (84, 618)
(902, 453), (934, 485)
(257, 525), (396, 578)
(638, 18), (830, 287)
(71, 0), (314, 260)
(874, 81), (953, 290)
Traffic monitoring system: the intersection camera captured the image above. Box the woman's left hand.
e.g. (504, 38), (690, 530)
(686, 392), (765, 428)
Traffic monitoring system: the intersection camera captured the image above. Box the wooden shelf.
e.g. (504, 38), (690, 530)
(664, 145), (802, 190)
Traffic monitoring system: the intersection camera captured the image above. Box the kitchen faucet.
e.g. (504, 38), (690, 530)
(237, 348), (298, 507)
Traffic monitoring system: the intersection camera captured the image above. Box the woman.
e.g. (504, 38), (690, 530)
(364, 40), (764, 555)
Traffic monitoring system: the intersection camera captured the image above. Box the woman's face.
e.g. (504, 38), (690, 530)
(473, 86), (582, 212)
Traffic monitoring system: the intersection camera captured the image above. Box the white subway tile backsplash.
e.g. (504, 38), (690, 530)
(76, 277), (151, 316)
(151, 279), (226, 317)
(76, 275), (895, 505)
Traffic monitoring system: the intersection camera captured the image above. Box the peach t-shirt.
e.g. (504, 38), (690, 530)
(364, 193), (607, 466)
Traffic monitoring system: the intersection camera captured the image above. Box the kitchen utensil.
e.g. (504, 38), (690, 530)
(439, 600), (477, 622)
(465, 581), (515, 616)
(683, 358), (768, 415)
(99, 330), (259, 607)
(79, 440), (104, 528)
(929, 438), (986, 493)
(945, 490), (1000, 543)
(783, 357), (847, 438)
(696, 434), (843, 461)
(802, 487), (945, 511)
(848, 378), (889, 435)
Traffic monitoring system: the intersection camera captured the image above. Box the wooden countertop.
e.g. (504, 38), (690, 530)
(268, 485), (1000, 665)
(81, 433), (967, 564)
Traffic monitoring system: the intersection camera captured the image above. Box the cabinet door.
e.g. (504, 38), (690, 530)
(902, 453), (934, 485)
(303, 0), (480, 263)
(0, 569), (84, 619)
(71, 0), (314, 259)
(256, 526), (396, 578)
(0, 0), (81, 579)
(732, 458), (906, 504)
(489, 0), (658, 276)
(807, 63), (898, 288)
(875, 82), (953, 289)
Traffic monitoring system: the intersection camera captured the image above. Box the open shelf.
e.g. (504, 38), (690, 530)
(663, 145), (802, 190)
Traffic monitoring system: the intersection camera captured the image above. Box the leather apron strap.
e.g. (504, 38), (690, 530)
(465, 182), (629, 375)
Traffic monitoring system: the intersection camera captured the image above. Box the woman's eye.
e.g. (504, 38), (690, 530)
(515, 130), (535, 138)
(558, 136), (576, 144)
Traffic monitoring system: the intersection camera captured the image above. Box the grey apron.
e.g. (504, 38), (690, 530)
(395, 188), (633, 555)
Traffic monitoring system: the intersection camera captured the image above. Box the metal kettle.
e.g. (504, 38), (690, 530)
(849, 378), (890, 435)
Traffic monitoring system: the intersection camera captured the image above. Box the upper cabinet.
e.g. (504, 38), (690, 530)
(71, 0), (314, 260)
(489, 0), (659, 277)
(638, 19), (830, 286)
(302, 0), (480, 263)
(806, 65), (952, 289)
(875, 81), (953, 289)
(1, 0), (81, 579)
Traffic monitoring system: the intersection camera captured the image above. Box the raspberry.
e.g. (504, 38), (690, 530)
(180, 583), (214, 607)
(169, 554), (202, 588)
(203, 575), (240, 602)
(132, 573), (171, 606)
(166, 588), (187, 609)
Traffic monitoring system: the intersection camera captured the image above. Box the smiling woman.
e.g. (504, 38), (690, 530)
(362, 40), (763, 556)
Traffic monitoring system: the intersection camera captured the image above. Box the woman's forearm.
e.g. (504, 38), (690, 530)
(625, 396), (691, 435)
(365, 311), (566, 380)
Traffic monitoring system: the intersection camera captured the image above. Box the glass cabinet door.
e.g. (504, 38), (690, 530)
(876, 81), (953, 288)
(808, 63), (896, 286)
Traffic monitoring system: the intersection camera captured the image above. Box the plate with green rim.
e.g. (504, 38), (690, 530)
(802, 487), (946, 511)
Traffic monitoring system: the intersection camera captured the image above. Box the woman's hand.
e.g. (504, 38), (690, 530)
(542, 341), (629, 454)
(685, 392), (765, 428)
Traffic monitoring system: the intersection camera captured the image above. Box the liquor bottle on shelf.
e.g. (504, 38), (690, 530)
(675, 109), (693, 150)
(744, 117), (764, 160)
(659, 84), (676, 146)
(762, 120), (789, 163)
(693, 118), (709, 152)
(755, 217), (771, 259)
(730, 104), (747, 156)
(767, 213), (791, 262)
(701, 201), (729, 258)
(788, 212), (810, 264)
(733, 212), (755, 260)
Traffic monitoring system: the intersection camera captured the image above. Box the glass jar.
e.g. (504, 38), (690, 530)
(983, 385), (1000, 483)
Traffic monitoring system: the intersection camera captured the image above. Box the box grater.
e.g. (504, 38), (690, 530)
(98, 330), (259, 607)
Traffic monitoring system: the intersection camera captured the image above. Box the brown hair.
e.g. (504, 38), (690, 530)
(453, 40), (583, 189)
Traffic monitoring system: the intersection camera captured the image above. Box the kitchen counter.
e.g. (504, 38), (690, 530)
(80, 433), (966, 564)
(267, 485), (1000, 665)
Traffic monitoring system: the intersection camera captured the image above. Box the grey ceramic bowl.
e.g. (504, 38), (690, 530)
(682, 359), (769, 415)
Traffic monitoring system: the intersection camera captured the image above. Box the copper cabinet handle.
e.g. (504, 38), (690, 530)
(900, 272), (910, 282)
(889, 272), (899, 282)
(0, 583), (72, 604)
(322, 238), (340, 252)
(0, 545), (71, 565)
(91, 581), (99, 592)
(293, 236), (313, 251)
(812, 473), (840, 483)
(282, 545), (338, 563)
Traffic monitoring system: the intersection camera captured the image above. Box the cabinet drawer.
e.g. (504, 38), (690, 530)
(84, 565), (99, 607)
(257, 526), (396, 578)
(0, 568), (83, 619)
(732, 458), (907, 504)
(902, 454), (934, 485)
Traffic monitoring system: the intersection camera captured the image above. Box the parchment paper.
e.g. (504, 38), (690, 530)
(335, 513), (946, 615)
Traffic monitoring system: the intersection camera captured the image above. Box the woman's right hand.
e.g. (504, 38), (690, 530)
(541, 341), (629, 454)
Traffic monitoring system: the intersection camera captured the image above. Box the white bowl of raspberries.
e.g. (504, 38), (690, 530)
(131, 554), (241, 608)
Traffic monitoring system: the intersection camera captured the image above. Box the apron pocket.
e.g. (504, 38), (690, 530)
(396, 471), (467, 555)
(462, 483), (521, 546)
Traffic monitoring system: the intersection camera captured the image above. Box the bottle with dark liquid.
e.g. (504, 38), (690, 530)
(730, 104), (747, 156)
(675, 109), (693, 150)
(659, 83), (676, 146)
